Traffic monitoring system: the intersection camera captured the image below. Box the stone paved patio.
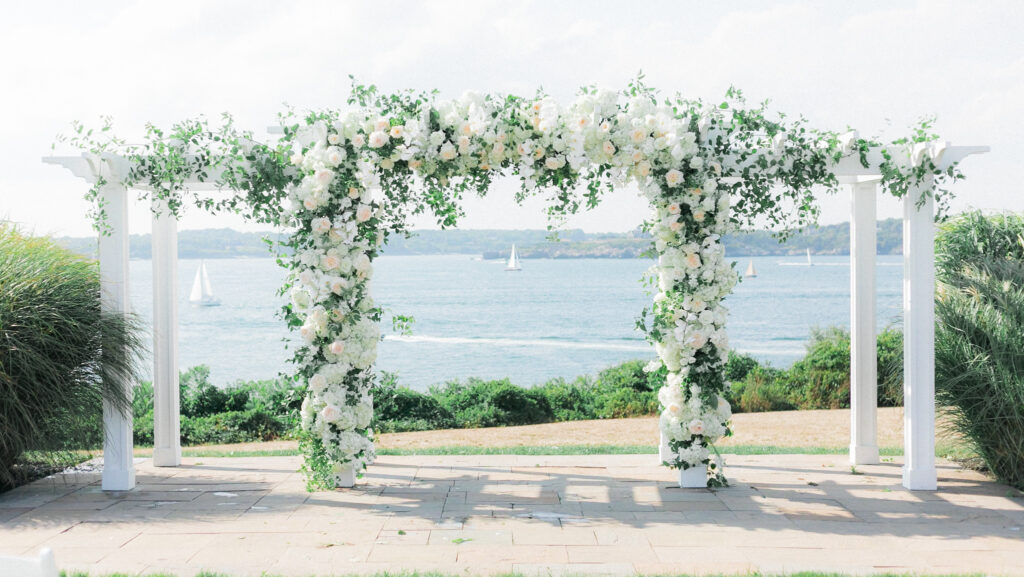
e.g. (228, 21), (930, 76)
(1, 454), (1022, 576)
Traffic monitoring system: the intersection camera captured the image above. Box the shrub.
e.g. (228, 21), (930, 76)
(594, 359), (661, 392)
(725, 352), (760, 383)
(935, 211), (1024, 489)
(0, 226), (145, 489)
(789, 326), (851, 410)
(487, 383), (554, 426)
(180, 366), (229, 417)
(533, 376), (598, 421)
(594, 387), (659, 418)
(736, 367), (795, 412)
(373, 372), (454, 432)
(181, 408), (284, 445)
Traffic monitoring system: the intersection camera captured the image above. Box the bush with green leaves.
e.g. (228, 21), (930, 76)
(724, 326), (904, 413)
(0, 225), (145, 489)
(934, 211), (1024, 489)
(132, 366), (302, 446)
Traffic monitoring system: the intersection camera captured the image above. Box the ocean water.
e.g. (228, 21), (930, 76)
(127, 254), (904, 389)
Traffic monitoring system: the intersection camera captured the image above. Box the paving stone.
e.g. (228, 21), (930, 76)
(1, 453), (1021, 576)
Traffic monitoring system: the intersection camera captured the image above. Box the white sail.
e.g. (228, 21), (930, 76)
(505, 244), (522, 271)
(201, 262), (214, 297)
(806, 248), (812, 266)
(189, 261), (220, 306)
(189, 265), (204, 302)
(745, 260), (757, 277)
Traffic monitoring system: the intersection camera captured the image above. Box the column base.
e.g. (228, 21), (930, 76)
(849, 444), (879, 465)
(335, 466), (356, 488)
(101, 466), (136, 491)
(902, 465), (937, 491)
(678, 464), (708, 488)
(153, 446), (182, 468)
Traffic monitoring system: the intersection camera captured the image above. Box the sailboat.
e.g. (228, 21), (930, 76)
(744, 260), (758, 278)
(806, 248), (813, 266)
(189, 261), (220, 306)
(505, 244), (522, 271)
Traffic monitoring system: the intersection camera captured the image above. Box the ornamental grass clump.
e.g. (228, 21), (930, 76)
(0, 225), (145, 490)
(935, 211), (1024, 489)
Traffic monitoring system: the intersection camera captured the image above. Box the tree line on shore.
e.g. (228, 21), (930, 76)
(55, 218), (905, 260)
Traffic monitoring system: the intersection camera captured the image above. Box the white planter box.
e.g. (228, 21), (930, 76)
(678, 464), (708, 488)
(335, 466), (356, 488)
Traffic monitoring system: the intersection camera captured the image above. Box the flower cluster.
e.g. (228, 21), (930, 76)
(278, 87), (745, 487)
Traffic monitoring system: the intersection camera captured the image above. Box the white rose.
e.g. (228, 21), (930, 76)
(693, 210), (706, 222)
(321, 254), (340, 271)
(311, 217), (331, 234)
(688, 420), (705, 435)
(309, 374), (327, 393)
(351, 134), (366, 147)
(320, 404), (340, 423)
(330, 341), (346, 355)
(368, 130), (389, 149)
(389, 125), (405, 139)
(353, 253), (371, 273)
(326, 146), (346, 166)
(439, 142), (457, 161)
(665, 169), (684, 187)
(545, 155), (566, 170)
(636, 161), (652, 177)
(356, 204), (372, 223)
(315, 167), (334, 186)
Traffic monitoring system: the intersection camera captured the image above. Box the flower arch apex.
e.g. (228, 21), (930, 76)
(285, 85), (747, 488)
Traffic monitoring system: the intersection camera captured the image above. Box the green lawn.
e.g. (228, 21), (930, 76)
(63, 572), (988, 577)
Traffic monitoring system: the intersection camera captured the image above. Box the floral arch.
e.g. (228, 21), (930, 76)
(51, 80), (981, 490)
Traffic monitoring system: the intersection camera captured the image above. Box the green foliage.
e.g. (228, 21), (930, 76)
(0, 225), (146, 489)
(733, 367), (796, 413)
(934, 212), (1024, 489)
(725, 352), (760, 383)
(372, 372), (454, 432)
(131, 366), (302, 447)
(724, 326), (904, 413)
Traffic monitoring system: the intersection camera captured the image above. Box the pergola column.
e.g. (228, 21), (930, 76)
(902, 178), (938, 490)
(98, 181), (136, 491)
(152, 198), (181, 467)
(849, 179), (880, 465)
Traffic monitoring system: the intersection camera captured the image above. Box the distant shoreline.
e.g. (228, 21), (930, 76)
(58, 218), (905, 260)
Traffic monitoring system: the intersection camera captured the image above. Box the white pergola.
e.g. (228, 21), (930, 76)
(44, 142), (987, 492)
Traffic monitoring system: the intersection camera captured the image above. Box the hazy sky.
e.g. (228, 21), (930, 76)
(2, 0), (1020, 238)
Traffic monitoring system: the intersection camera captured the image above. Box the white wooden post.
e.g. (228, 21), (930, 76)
(849, 180), (879, 465)
(151, 198), (181, 467)
(902, 179), (937, 490)
(98, 182), (136, 491)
